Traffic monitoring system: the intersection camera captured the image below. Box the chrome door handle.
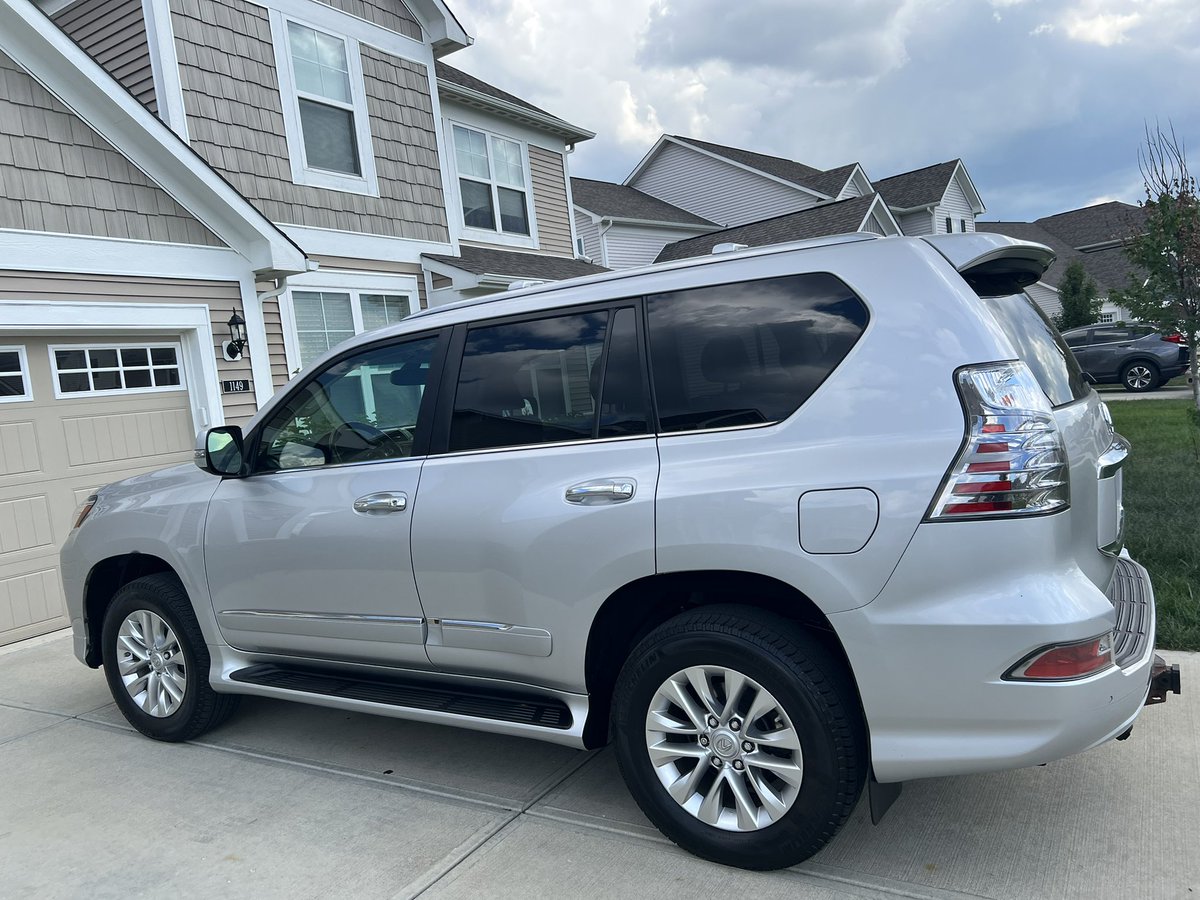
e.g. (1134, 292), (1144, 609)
(353, 492), (408, 513)
(565, 479), (636, 504)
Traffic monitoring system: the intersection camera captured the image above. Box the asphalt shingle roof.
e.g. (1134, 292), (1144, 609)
(1035, 201), (1147, 249)
(423, 245), (608, 280)
(435, 62), (550, 116)
(873, 160), (960, 210)
(670, 136), (856, 198)
(654, 194), (878, 263)
(570, 178), (716, 226)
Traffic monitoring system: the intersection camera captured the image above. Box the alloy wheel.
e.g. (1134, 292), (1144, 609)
(645, 665), (804, 831)
(1126, 365), (1154, 390)
(116, 610), (187, 717)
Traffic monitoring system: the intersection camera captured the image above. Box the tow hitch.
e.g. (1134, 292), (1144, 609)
(1146, 654), (1182, 706)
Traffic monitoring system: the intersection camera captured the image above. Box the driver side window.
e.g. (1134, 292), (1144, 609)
(256, 335), (437, 471)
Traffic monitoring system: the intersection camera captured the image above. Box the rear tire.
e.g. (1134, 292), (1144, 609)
(1121, 361), (1160, 392)
(611, 606), (866, 870)
(101, 574), (240, 742)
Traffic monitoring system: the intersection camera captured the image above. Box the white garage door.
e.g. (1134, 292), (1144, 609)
(0, 335), (195, 646)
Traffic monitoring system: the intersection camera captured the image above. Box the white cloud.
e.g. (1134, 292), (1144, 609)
(444, 0), (1200, 219)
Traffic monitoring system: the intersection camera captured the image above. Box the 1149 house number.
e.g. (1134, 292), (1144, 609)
(221, 379), (251, 394)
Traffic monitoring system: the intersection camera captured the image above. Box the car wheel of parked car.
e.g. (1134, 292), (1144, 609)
(1121, 361), (1160, 392)
(101, 574), (240, 742)
(611, 606), (866, 870)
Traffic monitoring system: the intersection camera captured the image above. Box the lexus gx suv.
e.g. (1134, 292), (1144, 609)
(60, 232), (1179, 870)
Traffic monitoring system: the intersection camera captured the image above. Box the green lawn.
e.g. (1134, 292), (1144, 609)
(1108, 400), (1200, 650)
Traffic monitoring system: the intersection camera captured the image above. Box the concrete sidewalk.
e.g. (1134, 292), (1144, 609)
(1, 633), (1196, 899)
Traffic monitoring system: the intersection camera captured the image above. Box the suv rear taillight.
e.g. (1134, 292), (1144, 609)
(1163, 332), (1184, 344)
(926, 361), (1069, 520)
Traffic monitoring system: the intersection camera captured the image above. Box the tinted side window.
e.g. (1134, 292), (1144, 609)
(646, 273), (868, 433)
(450, 311), (608, 452)
(598, 307), (648, 438)
(1063, 331), (1089, 348)
(979, 294), (1089, 407)
(1091, 328), (1131, 343)
(256, 335), (437, 471)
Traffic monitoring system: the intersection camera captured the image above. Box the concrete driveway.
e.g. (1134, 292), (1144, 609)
(1098, 384), (1193, 401)
(1, 632), (1196, 899)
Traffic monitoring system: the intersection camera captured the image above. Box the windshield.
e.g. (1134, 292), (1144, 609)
(979, 294), (1090, 407)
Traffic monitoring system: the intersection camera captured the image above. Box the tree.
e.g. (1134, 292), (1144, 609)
(1054, 261), (1101, 331)
(1111, 123), (1200, 411)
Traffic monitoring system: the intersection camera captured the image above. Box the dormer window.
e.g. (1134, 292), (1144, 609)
(270, 12), (378, 195)
(451, 124), (532, 239)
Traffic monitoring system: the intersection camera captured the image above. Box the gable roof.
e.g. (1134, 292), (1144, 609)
(873, 160), (964, 210)
(800, 163), (861, 199)
(423, 245), (608, 280)
(671, 135), (824, 187)
(1, 0), (306, 274)
(1034, 201), (1147, 250)
(570, 178), (716, 226)
(654, 194), (885, 263)
(975, 220), (1141, 294)
(435, 62), (594, 144)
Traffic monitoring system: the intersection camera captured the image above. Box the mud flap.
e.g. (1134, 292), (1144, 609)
(868, 769), (902, 825)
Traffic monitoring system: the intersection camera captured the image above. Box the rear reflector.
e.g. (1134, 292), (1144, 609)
(1006, 634), (1115, 681)
(926, 361), (1070, 520)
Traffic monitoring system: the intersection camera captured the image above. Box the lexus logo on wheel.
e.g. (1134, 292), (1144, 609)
(715, 735), (735, 756)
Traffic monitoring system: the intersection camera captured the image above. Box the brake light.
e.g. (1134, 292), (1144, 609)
(1006, 634), (1115, 681)
(1163, 333), (1184, 344)
(926, 362), (1069, 520)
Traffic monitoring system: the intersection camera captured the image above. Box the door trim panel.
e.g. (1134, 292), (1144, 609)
(428, 618), (553, 657)
(218, 609), (427, 644)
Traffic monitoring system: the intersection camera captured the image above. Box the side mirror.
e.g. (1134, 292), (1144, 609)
(195, 426), (245, 476)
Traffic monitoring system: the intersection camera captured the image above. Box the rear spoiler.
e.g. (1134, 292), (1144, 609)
(921, 233), (1056, 297)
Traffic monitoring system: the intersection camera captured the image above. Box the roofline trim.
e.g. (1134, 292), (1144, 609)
(858, 194), (902, 235)
(1, 0), (308, 275)
(437, 79), (595, 143)
(624, 134), (831, 200)
(586, 214), (716, 231)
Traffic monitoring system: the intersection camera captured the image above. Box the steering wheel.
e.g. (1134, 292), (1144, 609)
(328, 421), (406, 464)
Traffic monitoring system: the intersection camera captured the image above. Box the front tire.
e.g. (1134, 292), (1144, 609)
(101, 574), (239, 742)
(611, 606), (866, 870)
(1121, 361), (1160, 392)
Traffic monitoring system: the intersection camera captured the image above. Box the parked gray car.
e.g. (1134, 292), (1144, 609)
(1061, 324), (1189, 392)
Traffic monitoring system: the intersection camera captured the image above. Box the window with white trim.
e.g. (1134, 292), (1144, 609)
(271, 12), (378, 195)
(50, 344), (184, 397)
(1098, 312), (1115, 324)
(452, 124), (531, 237)
(0, 345), (31, 402)
(292, 290), (413, 365)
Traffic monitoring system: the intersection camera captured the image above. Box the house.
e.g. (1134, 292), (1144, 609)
(0, 0), (598, 645)
(871, 160), (985, 236)
(570, 177), (718, 269)
(577, 135), (985, 270)
(977, 201), (1146, 321)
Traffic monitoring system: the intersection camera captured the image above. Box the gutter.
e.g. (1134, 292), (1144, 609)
(437, 80), (595, 144)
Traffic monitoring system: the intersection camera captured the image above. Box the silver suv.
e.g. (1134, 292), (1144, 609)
(60, 233), (1179, 870)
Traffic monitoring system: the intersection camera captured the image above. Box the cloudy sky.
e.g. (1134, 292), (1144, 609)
(445, 0), (1200, 222)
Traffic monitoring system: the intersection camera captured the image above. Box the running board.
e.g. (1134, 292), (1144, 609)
(229, 663), (574, 730)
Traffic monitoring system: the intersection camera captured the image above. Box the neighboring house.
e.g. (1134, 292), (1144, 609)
(654, 194), (898, 263)
(624, 134), (874, 228)
(0, 0), (599, 645)
(872, 160), (985, 236)
(977, 201), (1146, 322)
(570, 177), (718, 270)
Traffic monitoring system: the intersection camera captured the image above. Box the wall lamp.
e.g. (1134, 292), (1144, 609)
(224, 309), (248, 361)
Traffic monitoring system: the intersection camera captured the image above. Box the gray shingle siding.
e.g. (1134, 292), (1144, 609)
(528, 145), (572, 257)
(316, 0), (422, 41)
(171, 0), (448, 242)
(53, 0), (157, 114)
(0, 50), (220, 245)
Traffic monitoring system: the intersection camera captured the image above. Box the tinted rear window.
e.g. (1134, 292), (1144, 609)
(980, 294), (1089, 406)
(646, 273), (868, 432)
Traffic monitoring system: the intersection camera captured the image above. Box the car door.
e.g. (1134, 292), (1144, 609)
(204, 330), (445, 668)
(1085, 326), (1133, 378)
(410, 304), (658, 693)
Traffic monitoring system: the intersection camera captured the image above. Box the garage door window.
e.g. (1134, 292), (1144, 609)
(0, 346), (31, 402)
(50, 344), (184, 397)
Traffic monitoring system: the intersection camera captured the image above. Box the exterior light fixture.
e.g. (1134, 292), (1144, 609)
(224, 309), (248, 361)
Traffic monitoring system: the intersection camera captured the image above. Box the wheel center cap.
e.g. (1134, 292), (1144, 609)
(711, 730), (739, 759)
(150, 651), (165, 672)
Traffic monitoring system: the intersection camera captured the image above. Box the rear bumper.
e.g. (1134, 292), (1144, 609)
(833, 528), (1165, 783)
